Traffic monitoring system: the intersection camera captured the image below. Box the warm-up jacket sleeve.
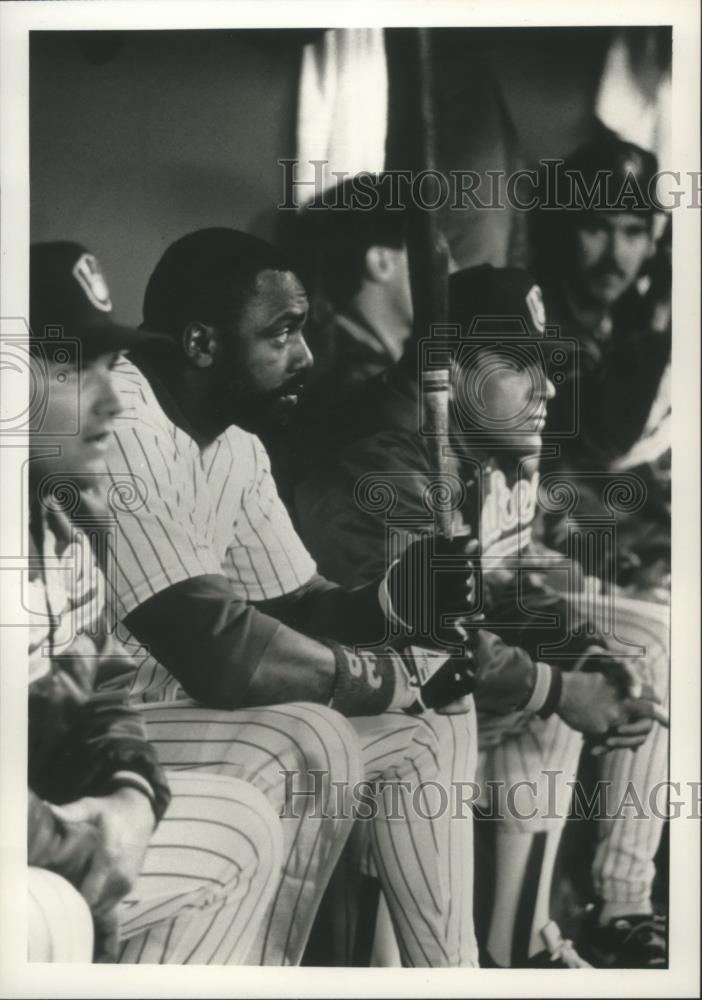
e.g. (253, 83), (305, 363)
(480, 543), (607, 661)
(29, 644), (171, 822)
(28, 515), (170, 821)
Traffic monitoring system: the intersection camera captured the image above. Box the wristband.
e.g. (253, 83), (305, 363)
(326, 640), (399, 716)
(536, 665), (563, 719)
(522, 660), (553, 714)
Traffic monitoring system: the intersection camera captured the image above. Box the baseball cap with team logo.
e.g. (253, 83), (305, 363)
(448, 264), (547, 338)
(30, 241), (169, 360)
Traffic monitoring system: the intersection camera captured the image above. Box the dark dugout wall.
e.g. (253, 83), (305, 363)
(30, 30), (310, 324)
(31, 27), (652, 320)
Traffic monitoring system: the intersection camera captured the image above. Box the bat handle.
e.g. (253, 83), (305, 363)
(423, 368), (453, 539)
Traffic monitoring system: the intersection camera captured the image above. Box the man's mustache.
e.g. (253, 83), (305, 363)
(276, 371), (311, 397)
(591, 263), (626, 280)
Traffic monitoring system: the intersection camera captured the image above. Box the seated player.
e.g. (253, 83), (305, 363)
(293, 264), (668, 968)
(96, 227), (495, 967)
(27, 241), (283, 963)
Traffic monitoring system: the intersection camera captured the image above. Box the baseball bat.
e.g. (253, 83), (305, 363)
(399, 29), (473, 713)
(402, 28), (453, 540)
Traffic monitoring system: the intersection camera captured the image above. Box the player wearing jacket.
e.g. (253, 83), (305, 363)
(293, 264), (668, 968)
(27, 241), (283, 963)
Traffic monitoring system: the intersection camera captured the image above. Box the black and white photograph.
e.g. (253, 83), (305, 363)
(0, 1), (699, 997)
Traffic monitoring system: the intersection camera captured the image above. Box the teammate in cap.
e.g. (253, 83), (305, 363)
(97, 227), (487, 966)
(293, 264), (667, 968)
(27, 241), (283, 964)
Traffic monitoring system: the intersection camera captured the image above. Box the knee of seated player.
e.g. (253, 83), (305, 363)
(269, 703), (364, 815)
(163, 773), (284, 897)
(28, 868), (94, 962)
(420, 706), (479, 784)
(609, 596), (671, 705)
(386, 713), (443, 786)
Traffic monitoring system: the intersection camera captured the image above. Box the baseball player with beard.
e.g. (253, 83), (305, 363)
(26, 242), (283, 964)
(533, 131), (671, 605)
(97, 227), (489, 967)
(293, 265), (667, 968)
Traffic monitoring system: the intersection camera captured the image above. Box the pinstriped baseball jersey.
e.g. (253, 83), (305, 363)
(100, 359), (480, 966)
(103, 356), (316, 700)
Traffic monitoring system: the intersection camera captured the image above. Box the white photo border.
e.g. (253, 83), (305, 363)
(1, 1), (699, 997)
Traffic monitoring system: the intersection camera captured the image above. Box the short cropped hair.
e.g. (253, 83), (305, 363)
(296, 173), (408, 308)
(142, 228), (293, 339)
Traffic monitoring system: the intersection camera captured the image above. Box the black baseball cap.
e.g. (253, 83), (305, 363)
(448, 264), (547, 338)
(30, 241), (169, 360)
(560, 130), (662, 214)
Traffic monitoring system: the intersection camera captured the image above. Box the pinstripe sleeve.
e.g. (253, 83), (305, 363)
(221, 433), (316, 601)
(103, 402), (222, 620)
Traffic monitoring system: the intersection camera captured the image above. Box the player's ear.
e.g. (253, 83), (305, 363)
(364, 245), (397, 284)
(182, 322), (218, 368)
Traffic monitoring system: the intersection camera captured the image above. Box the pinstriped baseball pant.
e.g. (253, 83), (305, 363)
(591, 594), (669, 905)
(28, 772), (282, 964)
(416, 707), (480, 966)
(118, 772), (283, 963)
(476, 592), (669, 904)
(476, 714), (583, 833)
(139, 700), (472, 967)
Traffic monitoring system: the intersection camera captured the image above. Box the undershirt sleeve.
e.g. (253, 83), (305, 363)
(124, 574), (284, 708)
